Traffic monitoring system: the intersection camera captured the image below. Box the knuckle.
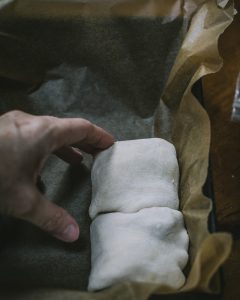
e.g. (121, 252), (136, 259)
(15, 199), (35, 217)
(83, 119), (94, 131)
(4, 188), (36, 218)
(41, 208), (67, 234)
(4, 110), (25, 119)
(74, 118), (93, 131)
(43, 119), (56, 135)
(80, 119), (94, 138)
(42, 116), (60, 139)
(41, 115), (56, 124)
(4, 111), (31, 128)
(4, 110), (32, 133)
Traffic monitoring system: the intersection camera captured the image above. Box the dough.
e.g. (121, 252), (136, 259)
(88, 207), (189, 291)
(89, 138), (179, 219)
(88, 138), (188, 291)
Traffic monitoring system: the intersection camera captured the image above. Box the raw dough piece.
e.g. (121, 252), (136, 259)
(89, 138), (179, 219)
(88, 207), (189, 291)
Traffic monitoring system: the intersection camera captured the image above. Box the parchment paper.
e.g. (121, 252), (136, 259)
(0, 0), (234, 299)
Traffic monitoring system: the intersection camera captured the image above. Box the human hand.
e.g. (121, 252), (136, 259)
(0, 110), (114, 242)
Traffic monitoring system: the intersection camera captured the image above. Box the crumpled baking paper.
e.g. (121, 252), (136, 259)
(0, 0), (234, 299)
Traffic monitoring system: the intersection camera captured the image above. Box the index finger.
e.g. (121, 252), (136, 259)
(48, 117), (115, 153)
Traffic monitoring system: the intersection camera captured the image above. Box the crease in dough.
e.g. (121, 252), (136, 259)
(88, 138), (189, 292)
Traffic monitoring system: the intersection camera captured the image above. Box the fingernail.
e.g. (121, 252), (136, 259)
(61, 224), (79, 242)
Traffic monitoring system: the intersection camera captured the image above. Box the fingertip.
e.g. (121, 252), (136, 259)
(96, 127), (115, 149)
(54, 223), (80, 243)
(107, 133), (115, 146)
(18, 188), (80, 243)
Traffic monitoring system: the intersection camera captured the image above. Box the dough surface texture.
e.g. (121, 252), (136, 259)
(88, 207), (189, 291)
(89, 138), (179, 219)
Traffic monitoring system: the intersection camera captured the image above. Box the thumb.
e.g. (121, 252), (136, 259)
(18, 187), (80, 242)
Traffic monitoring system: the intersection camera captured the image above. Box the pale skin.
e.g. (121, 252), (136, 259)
(0, 110), (114, 242)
